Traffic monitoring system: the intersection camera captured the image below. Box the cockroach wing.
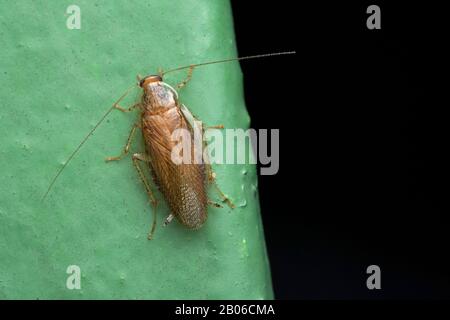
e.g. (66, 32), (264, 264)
(179, 104), (202, 131)
(142, 106), (208, 229)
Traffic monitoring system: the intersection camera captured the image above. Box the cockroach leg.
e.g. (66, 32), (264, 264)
(205, 124), (224, 129)
(132, 152), (151, 162)
(200, 128), (235, 209)
(113, 102), (141, 113)
(132, 152), (158, 240)
(208, 200), (223, 208)
(205, 164), (235, 209)
(176, 65), (194, 89)
(163, 213), (174, 226)
(105, 122), (139, 162)
(212, 177), (236, 209)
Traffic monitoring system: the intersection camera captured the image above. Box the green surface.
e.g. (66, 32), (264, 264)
(0, 0), (273, 299)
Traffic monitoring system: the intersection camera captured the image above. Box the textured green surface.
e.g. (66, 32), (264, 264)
(0, 0), (273, 299)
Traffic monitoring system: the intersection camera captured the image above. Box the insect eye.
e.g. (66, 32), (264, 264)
(139, 79), (145, 87)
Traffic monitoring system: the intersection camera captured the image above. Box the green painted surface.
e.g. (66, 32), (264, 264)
(0, 0), (273, 299)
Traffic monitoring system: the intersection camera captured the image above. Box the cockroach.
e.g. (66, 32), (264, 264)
(42, 51), (295, 239)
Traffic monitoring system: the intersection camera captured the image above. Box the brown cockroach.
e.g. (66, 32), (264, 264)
(42, 51), (295, 239)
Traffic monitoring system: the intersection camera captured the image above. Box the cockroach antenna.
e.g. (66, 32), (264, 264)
(41, 84), (137, 201)
(162, 51), (296, 76)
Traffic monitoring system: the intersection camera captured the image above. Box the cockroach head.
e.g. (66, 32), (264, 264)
(139, 75), (163, 88)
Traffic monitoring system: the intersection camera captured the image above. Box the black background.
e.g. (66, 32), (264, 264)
(231, 1), (449, 299)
